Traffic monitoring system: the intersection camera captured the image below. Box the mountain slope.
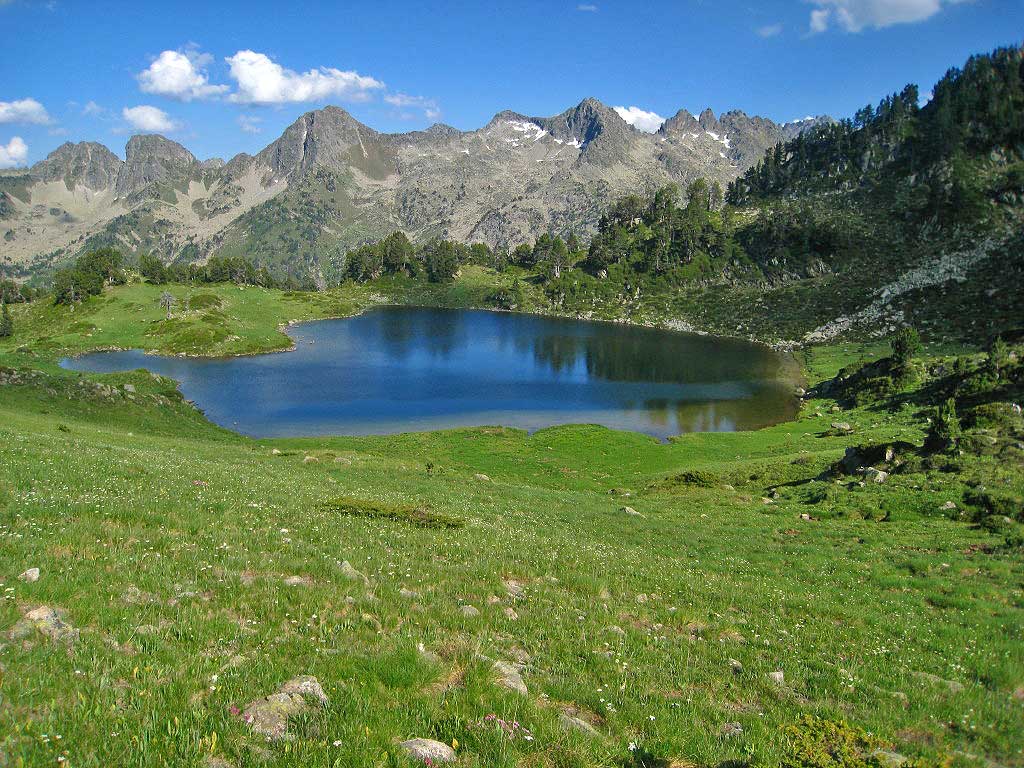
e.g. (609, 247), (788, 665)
(1, 99), (827, 280)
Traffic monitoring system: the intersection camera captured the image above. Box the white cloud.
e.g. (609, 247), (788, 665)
(122, 105), (179, 132)
(757, 22), (783, 37)
(807, 0), (966, 33)
(0, 136), (28, 168)
(613, 105), (665, 133)
(225, 50), (384, 105)
(384, 93), (441, 121)
(0, 97), (51, 125)
(82, 100), (104, 116)
(577, 3), (598, 11)
(138, 49), (229, 101)
(809, 8), (831, 32)
(237, 114), (262, 134)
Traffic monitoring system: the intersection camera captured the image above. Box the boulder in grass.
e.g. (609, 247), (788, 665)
(493, 660), (528, 695)
(9, 605), (78, 646)
(18, 568), (40, 583)
(338, 560), (369, 585)
(240, 676), (328, 741)
(399, 738), (456, 763)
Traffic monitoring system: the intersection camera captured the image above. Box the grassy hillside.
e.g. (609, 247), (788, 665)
(1, 282), (1022, 768)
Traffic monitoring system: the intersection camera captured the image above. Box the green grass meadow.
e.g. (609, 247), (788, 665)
(0, 282), (1021, 768)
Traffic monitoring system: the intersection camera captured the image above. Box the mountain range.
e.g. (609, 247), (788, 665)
(0, 99), (830, 278)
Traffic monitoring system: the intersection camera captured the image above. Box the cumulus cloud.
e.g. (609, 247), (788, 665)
(225, 50), (384, 105)
(0, 136), (28, 168)
(237, 114), (262, 134)
(122, 105), (179, 132)
(384, 93), (441, 120)
(613, 105), (665, 133)
(138, 49), (229, 101)
(807, 0), (967, 33)
(0, 97), (51, 125)
(757, 23), (783, 37)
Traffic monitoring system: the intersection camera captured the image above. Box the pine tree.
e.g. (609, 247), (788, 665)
(0, 302), (12, 338)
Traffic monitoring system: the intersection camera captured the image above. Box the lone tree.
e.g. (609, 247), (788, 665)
(891, 327), (922, 364)
(0, 302), (12, 338)
(159, 291), (176, 319)
(926, 397), (961, 453)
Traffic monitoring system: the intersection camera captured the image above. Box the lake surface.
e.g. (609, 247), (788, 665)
(61, 306), (797, 439)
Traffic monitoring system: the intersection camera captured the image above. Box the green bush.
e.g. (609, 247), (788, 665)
(318, 496), (464, 529)
(781, 715), (882, 768)
(925, 398), (961, 453)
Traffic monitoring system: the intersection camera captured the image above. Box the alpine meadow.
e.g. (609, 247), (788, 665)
(0, 4), (1023, 768)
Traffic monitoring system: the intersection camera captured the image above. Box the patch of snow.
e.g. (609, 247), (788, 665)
(507, 120), (548, 141)
(568, 138), (583, 149)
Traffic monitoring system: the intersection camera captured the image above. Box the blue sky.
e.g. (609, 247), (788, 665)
(0, 0), (1020, 167)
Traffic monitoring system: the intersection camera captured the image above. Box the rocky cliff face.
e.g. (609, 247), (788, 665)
(115, 134), (199, 198)
(1, 99), (829, 278)
(30, 142), (123, 191)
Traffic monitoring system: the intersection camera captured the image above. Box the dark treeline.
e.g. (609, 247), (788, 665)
(49, 249), (295, 306)
(138, 253), (284, 290)
(340, 230), (587, 284)
(727, 45), (1024, 223)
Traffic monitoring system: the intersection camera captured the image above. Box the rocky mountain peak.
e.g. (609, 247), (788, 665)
(424, 123), (461, 138)
(659, 109), (700, 134)
(698, 108), (721, 133)
(124, 134), (197, 166)
(781, 115), (835, 140)
(257, 106), (382, 180)
(537, 97), (626, 149)
(116, 134), (198, 198)
(31, 141), (123, 191)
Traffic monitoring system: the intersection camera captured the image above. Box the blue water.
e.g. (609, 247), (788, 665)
(61, 306), (797, 439)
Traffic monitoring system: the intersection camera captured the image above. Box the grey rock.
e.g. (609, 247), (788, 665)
(240, 676), (328, 741)
(871, 750), (909, 767)
(503, 579), (526, 600)
(493, 660), (528, 695)
(10, 605), (78, 645)
(18, 567), (39, 583)
(768, 670), (785, 686)
(559, 709), (601, 737)
(338, 560), (369, 584)
(398, 738), (456, 763)
(460, 604), (480, 618)
(721, 721), (744, 738)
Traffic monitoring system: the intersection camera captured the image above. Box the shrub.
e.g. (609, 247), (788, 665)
(891, 327), (922, 364)
(781, 715), (882, 768)
(0, 302), (12, 338)
(925, 398), (961, 453)
(318, 497), (464, 529)
(187, 293), (223, 311)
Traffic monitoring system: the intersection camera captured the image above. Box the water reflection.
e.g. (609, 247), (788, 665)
(62, 306), (796, 439)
